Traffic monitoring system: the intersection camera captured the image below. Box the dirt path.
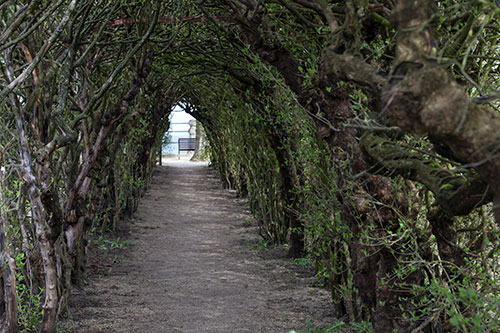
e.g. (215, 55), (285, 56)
(60, 160), (335, 332)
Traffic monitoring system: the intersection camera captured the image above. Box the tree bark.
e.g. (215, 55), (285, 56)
(0, 164), (19, 333)
(4, 51), (58, 332)
(267, 126), (304, 257)
(190, 121), (203, 161)
(0, 231), (18, 333)
(387, 0), (500, 223)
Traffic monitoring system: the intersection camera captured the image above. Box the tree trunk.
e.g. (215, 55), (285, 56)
(234, 8), (418, 328)
(388, 0), (500, 223)
(0, 231), (18, 333)
(0, 166), (19, 333)
(4, 60), (58, 331)
(190, 121), (203, 161)
(267, 124), (304, 257)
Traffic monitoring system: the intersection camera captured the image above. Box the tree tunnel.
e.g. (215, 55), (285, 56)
(1, 0), (500, 332)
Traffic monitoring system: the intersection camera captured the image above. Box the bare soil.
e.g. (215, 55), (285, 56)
(59, 160), (335, 332)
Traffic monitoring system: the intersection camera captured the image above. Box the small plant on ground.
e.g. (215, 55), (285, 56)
(287, 320), (349, 333)
(286, 257), (313, 269)
(287, 318), (375, 333)
(92, 235), (135, 252)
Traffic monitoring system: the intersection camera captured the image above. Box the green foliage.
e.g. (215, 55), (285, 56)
(1, 0), (499, 331)
(93, 236), (135, 252)
(287, 319), (373, 333)
(286, 257), (313, 269)
(252, 239), (270, 253)
(202, 80), (288, 242)
(349, 321), (374, 332)
(16, 254), (43, 332)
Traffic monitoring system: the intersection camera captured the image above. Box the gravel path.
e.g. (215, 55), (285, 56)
(60, 161), (334, 332)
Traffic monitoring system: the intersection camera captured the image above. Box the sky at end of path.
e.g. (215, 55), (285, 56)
(164, 105), (195, 154)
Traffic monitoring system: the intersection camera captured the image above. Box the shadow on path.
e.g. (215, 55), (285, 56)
(60, 161), (334, 332)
